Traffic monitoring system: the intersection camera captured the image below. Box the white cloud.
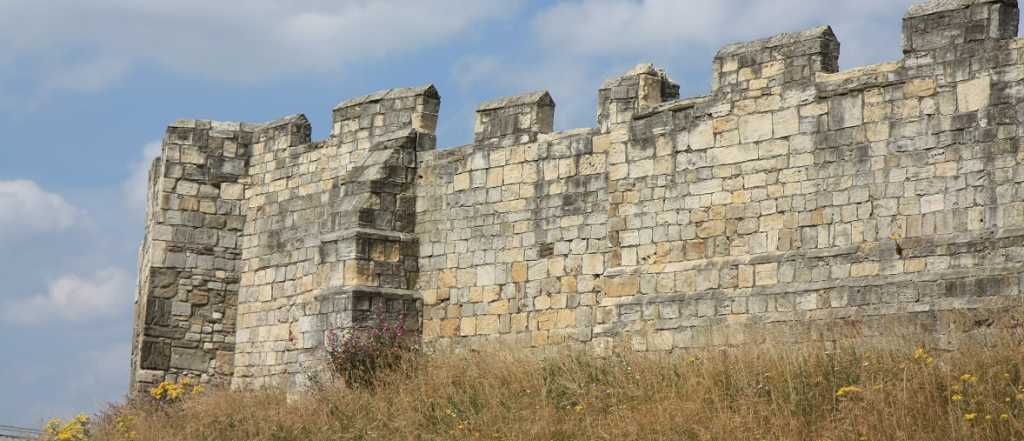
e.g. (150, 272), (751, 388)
(455, 0), (923, 135)
(532, 0), (919, 68)
(0, 180), (83, 239)
(122, 141), (163, 213)
(2, 268), (134, 326)
(0, 0), (521, 105)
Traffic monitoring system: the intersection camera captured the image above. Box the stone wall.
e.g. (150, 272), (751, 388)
(132, 0), (1024, 393)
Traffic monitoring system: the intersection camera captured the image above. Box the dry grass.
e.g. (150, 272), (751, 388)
(91, 336), (1024, 441)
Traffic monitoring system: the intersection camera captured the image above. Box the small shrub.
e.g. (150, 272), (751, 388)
(325, 310), (416, 388)
(149, 377), (204, 404)
(43, 414), (90, 441)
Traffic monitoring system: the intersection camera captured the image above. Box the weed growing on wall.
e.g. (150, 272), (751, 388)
(325, 310), (417, 389)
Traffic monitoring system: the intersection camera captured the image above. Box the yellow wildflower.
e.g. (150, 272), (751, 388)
(836, 385), (864, 398)
(149, 379), (195, 402)
(951, 393), (963, 401)
(43, 414), (90, 441)
(964, 413), (977, 422)
(913, 347), (927, 360)
(1001, 414), (1010, 421)
(960, 374), (978, 383)
(574, 404), (584, 413)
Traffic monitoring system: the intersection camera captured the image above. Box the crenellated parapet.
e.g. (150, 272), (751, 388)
(133, 0), (1024, 395)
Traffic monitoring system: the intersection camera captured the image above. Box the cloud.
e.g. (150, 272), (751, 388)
(0, 180), (83, 240)
(0, 0), (521, 106)
(532, 0), (918, 68)
(122, 141), (163, 213)
(2, 268), (134, 326)
(455, 0), (922, 135)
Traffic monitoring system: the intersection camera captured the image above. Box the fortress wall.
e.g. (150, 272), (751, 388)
(416, 125), (609, 348)
(132, 0), (1024, 395)
(233, 115), (317, 389)
(129, 120), (253, 391)
(417, 0), (1024, 353)
(232, 88), (436, 390)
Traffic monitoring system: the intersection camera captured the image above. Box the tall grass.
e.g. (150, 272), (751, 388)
(91, 335), (1024, 441)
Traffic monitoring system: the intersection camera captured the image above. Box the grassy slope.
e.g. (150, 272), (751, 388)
(91, 336), (1024, 441)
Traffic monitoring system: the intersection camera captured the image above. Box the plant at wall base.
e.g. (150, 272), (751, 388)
(149, 377), (204, 403)
(43, 414), (90, 441)
(325, 310), (417, 389)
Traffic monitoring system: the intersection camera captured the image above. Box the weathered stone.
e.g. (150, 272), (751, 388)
(739, 113), (773, 143)
(131, 2), (1024, 397)
(829, 94), (863, 129)
(957, 77), (990, 112)
(170, 348), (209, 371)
(604, 275), (639, 297)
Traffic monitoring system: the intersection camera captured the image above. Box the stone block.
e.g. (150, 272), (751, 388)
(476, 315), (499, 335)
(708, 144), (758, 165)
(582, 254), (604, 275)
(170, 348), (210, 372)
(772, 108), (799, 137)
(604, 275), (639, 297)
(829, 93), (863, 129)
(739, 113), (773, 143)
(139, 340), (171, 370)
(904, 79), (935, 98)
(220, 182), (244, 200)
(957, 77), (990, 112)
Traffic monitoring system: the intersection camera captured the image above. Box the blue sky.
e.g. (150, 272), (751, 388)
(0, 0), (926, 428)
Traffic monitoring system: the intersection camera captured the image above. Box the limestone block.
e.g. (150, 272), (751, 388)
(476, 315), (499, 335)
(477, 265), (496, 286)
(829, 93), (863, 129)
(739, 113), (773, 143)
(220, 183), (244, 200)
(579, 155), (606, 175)
(438, 270), (457, 289)
(772, 108), (799, 137)
(170, 348), (209, 372)
(604, 275), (639, 297)
(850, 261), (879, 278)
(511, 262), (528, 283)
(454, 173), (470, 191)
(957, 77), (990, 112)
(920, 194), (944, 214)
(691, 120), (715, 150)
(690, 179), (723, 195)
(440, 319), (460, 337)
(904, 78), (935, 98)
(459, 317), (476, 336)
(708, 144), (758, 165)
(630, 159), (654, 178)
(582, 254), (604, 275)
(755, 263), (778, 286)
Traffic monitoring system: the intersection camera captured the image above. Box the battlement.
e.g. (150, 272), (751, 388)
(474, 91), (555, 144)
(132, 0), (1024, 394)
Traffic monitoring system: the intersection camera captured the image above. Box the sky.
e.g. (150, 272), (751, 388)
(0, 0), (932, 428)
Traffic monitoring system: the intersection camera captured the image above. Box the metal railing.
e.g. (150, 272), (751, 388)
(0, 424), (41, 440)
